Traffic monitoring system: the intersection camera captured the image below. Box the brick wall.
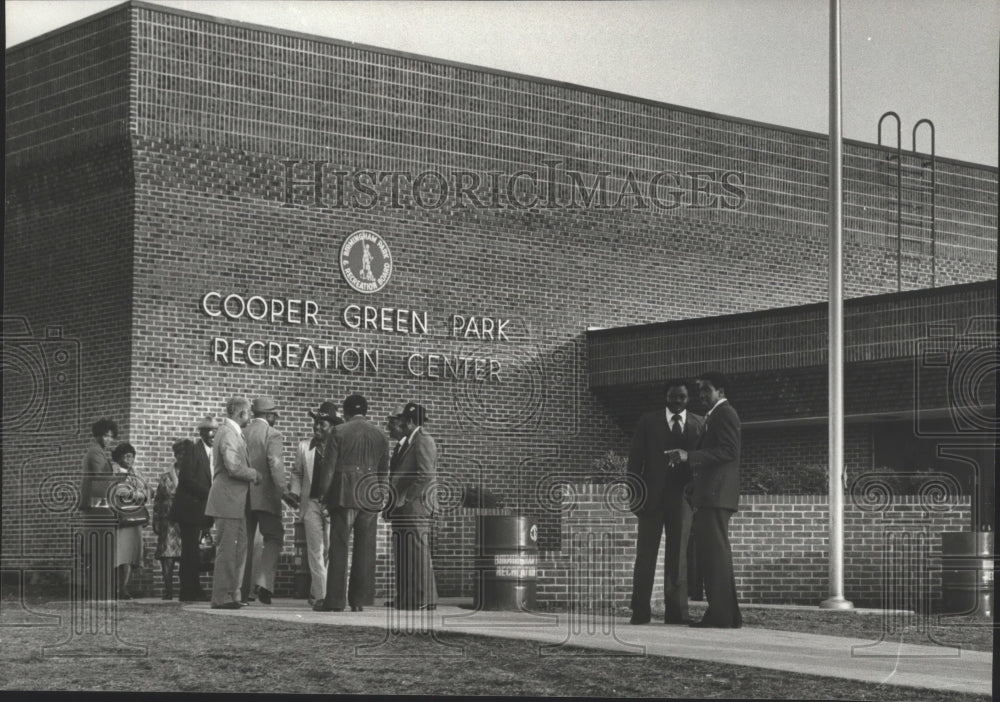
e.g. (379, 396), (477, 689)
(3, 10), (135, 576)
(528, 485), (972, 609)
(4, 3), (995, 596)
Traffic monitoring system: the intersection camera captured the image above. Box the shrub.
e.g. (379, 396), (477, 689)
(588, 450), (628, 484)
(743, 463), (828, 495)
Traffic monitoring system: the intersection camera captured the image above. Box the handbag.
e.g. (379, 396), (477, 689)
(110, 472), (149, 527)
(198, 532), (216, 572)
(116, 505), (150, 528)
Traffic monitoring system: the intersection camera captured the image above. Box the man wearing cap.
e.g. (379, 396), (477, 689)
(314, 394), (389, 612)
(170, 415), (219, 602)
(206, 397), (259, 609)
(386, 402), (439, 611)
(241, 396), (288, 605)
(290, 401), (342, 607)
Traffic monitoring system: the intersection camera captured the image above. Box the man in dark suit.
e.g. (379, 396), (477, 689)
(241, 397), (287, 605)
(205, 397), (259, 609)
(314, 394), (389, 612)
(170, 415), (218, 602)
(666, 371), (743, 628)
(627, 379), (704, 624)
(385, 402), (439, 611)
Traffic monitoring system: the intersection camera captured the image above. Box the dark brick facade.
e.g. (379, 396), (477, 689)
(4, 2), (996, 600)
(533, 486), (972, 609)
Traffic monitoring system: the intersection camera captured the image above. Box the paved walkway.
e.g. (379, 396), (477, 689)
(182, 597), (992, 696)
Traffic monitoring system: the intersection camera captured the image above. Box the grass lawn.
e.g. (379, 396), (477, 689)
(0, 598), (992, 699)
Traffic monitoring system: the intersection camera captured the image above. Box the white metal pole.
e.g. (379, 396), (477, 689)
(821, 0), (854, 611)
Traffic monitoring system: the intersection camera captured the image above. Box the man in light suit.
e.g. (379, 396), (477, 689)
(385, 402), (439, 611)
(289, 401), (342, 607)
(314, 394), (389, 612)
(170, 415), (218, 602)
(666, 371), (743, 628)
(205, 397), (258, 609)
(242, 397), (287, 605)
(627, 379), (704, 624)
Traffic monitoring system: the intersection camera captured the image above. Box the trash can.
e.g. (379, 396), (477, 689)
(473, 515), (537, 611)
(940, 530), (994, 617)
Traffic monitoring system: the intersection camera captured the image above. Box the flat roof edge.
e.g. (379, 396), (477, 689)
(5, 0), (997, 173)
(586, 279), (999, 339)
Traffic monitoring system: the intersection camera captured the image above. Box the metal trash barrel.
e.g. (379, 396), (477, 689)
(940, 531), (994, 617)
(292, 521), (311, 599)
(473, 515), (538, 611)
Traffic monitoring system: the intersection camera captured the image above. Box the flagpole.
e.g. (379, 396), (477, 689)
(821, 0), (854, 611)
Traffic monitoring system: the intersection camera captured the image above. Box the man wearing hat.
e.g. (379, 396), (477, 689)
(289, 401), (343, 607)
(314, 393), (389, 612)
(385, 402), (439, 611)
(170, 415), (218, 602)
(241, 396), (288, 605)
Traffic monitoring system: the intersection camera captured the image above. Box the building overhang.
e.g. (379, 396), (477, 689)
(587, 280), (997, 429)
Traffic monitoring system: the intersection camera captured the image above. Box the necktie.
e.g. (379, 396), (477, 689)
(672, 415), (683, 441)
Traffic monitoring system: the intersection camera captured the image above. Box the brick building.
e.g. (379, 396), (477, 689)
(4, 1), (996, 605)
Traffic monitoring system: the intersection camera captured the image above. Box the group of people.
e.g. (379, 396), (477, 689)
(80, 393), (441, 611)
(627, 371), (743, 629)
(80, 419), (195, 599)
(81, 370), (739, 624)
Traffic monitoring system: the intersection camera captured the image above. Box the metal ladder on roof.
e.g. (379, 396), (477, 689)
(877, 112), (937, 292)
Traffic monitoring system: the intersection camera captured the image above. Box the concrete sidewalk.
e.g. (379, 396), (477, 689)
(185, 597), (992, 696)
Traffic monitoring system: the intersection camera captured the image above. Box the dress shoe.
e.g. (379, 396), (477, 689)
(211, 602), (242, 610)
(664, 617), (692, 625)
(239, 601), (250, 607)
(350, 605), (363, 612)
(313, 601), (343, 612)
(418, 603), (437, 611)
(257, 587), (272, 605)
(629, 613), (651, 625)
(161, 594), (173, 601)
(117, 592), (133, 601)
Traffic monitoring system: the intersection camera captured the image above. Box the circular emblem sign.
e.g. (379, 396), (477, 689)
(340, 230), (392, 294)
(529, 524), (538, 542)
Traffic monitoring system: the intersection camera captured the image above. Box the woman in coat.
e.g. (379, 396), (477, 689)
(111, 442), (146, 600)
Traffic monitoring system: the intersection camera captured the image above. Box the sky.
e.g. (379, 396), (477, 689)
(5, 0), (999, 166)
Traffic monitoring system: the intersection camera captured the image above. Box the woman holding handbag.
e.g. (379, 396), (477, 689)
(111, 442), (147, 600)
